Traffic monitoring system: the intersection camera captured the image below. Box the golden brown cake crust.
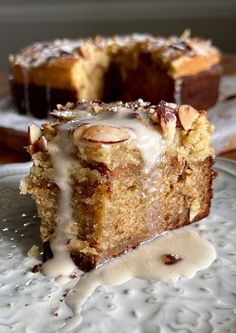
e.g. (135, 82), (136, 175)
(10, 33), (221, 82)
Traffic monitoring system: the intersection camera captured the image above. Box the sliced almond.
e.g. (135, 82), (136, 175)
(27, 145), (37, 156)
(28, 124), (42, 145)
(79, 45), (90, 59)
(158, 101), (177, 143)
(181, 28), (191, 40)
(82, 125), (130, 144)
(38, 136), (48, 152)
(56, 104), (66, 111)
(42, 123), (58, 136)
(73, 124), (90, 145)
(178, 105), (199, 131)
(64, 102), (74, 109)
(160, 116), (176, 143)
(91, 105), (103, 114)
(151, 111), (159, 123)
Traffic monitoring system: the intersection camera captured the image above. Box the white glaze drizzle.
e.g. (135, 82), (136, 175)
(41, 131), (77, 279)
(40, 108), (216, 332)
(61, 229), (216, 332)
(42, 110), (166, 278)
(174, 78), (183, 105)
(22, 66), (30, 114)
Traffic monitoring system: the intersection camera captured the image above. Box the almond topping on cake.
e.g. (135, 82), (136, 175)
(82, 125), (130, 144)
(28, 124), (42, 145)
(73, 124), (90, 145)
(178, 105), (199, 131)
(38, 136), (48, 152)
(157, 100), (176, 143)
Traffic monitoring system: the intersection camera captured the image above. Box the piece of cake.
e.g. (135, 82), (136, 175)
(20, 99), (215, 272)
(10, 32), (221, 118)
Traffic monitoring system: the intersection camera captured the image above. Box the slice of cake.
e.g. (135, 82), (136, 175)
(10, 32), (221, 118)
(20, 99), (215, 272)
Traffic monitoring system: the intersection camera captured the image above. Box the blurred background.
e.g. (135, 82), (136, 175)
(0, 0), (236, 69)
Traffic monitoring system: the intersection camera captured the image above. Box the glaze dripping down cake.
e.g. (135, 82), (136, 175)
(10, 32), (221, 118)
(20, 99), (215, 272)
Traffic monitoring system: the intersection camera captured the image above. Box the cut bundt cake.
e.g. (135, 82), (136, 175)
(10, 32), (221, 118)
(20, 99), (215, 272)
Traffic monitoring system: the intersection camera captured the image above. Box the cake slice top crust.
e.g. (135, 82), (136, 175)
(10, 32), (220, 79)
(27, 99), (214, 173)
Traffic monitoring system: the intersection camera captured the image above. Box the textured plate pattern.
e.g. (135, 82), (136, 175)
(0, 159), (236, 333)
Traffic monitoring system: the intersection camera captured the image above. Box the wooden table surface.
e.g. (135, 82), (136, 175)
(1, 55), (236, 164)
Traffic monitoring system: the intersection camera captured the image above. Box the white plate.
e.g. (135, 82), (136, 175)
(0, 159), (236, 333)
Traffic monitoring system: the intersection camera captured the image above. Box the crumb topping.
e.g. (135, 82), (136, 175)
(27, 99), (214, 166)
